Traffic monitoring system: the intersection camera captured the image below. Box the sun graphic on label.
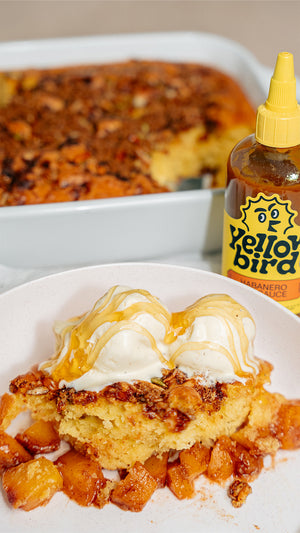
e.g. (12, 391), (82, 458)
(241, 193), (296, 234)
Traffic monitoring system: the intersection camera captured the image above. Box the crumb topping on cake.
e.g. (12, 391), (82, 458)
(0, 60), (255, 205)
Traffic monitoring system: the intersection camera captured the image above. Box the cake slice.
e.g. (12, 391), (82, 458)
(5, 286), (269, 470)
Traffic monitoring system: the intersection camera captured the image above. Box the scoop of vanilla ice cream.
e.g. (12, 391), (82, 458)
(41, 285), (172, 391)
(41, 288), (259, 391)
(170, 294), (258, 384)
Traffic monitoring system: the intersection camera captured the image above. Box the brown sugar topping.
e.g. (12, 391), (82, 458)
(0, 60), (255, 205)
(9, 367), (227, 432)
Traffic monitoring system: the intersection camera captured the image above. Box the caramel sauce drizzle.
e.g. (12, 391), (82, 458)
(43, 287), (172, 382)
(42, 290), (257, 384)
(171, 294), (257, 377)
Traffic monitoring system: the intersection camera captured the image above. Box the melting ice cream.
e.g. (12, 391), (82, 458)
(41, 286), (259, 391)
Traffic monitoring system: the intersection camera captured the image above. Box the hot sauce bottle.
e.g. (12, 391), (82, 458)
(222, 52), (300, 315)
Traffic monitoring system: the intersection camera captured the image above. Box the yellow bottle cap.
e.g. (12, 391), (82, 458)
(256, 52), (300, 148)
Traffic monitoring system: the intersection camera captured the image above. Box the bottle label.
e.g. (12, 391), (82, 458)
(222, 192), (300, 314)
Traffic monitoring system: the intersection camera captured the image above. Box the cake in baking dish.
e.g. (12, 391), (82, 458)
(0, 60), (256, 206)
(6, 286), (271, 471)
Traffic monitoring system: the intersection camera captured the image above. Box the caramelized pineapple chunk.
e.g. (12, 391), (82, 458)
(143, 452), (169, 488)
(2, 456), (63, 511)
(179, 442), (210, 480)
(55, 449), (106, 506)
(207, 435), (263, 485)
(0, 431), (32, 472)
(111, 462), (157, 512)
(166, 460), (195, 500)
(275, 400), (300, 450)
(0, 393), (26, 431)
(16, 420), (60, 454)
(207, 436), (234, 482)
(231, 442), (263, 482)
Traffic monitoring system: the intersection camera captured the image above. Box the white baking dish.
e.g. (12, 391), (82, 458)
(0, 32), (278, 268)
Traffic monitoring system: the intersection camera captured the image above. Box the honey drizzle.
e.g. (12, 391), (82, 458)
(42, 290), (257, 384)
(45, 287), (172, 382)
(171, 294), (256, 377)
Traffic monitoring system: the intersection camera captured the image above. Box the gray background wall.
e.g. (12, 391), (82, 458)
(0, 1), (299, 74)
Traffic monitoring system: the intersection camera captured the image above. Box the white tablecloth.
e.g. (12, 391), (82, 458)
(0, 251), (222, 293)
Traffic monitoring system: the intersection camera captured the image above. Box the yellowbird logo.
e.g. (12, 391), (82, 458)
(241, 194), (295, 235)
(226, 193), (300, 276)
(222, 192), (300, 308)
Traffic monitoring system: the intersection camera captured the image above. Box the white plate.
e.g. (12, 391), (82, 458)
(0, 31), (272, 269)
(0, 262), (299, 533)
